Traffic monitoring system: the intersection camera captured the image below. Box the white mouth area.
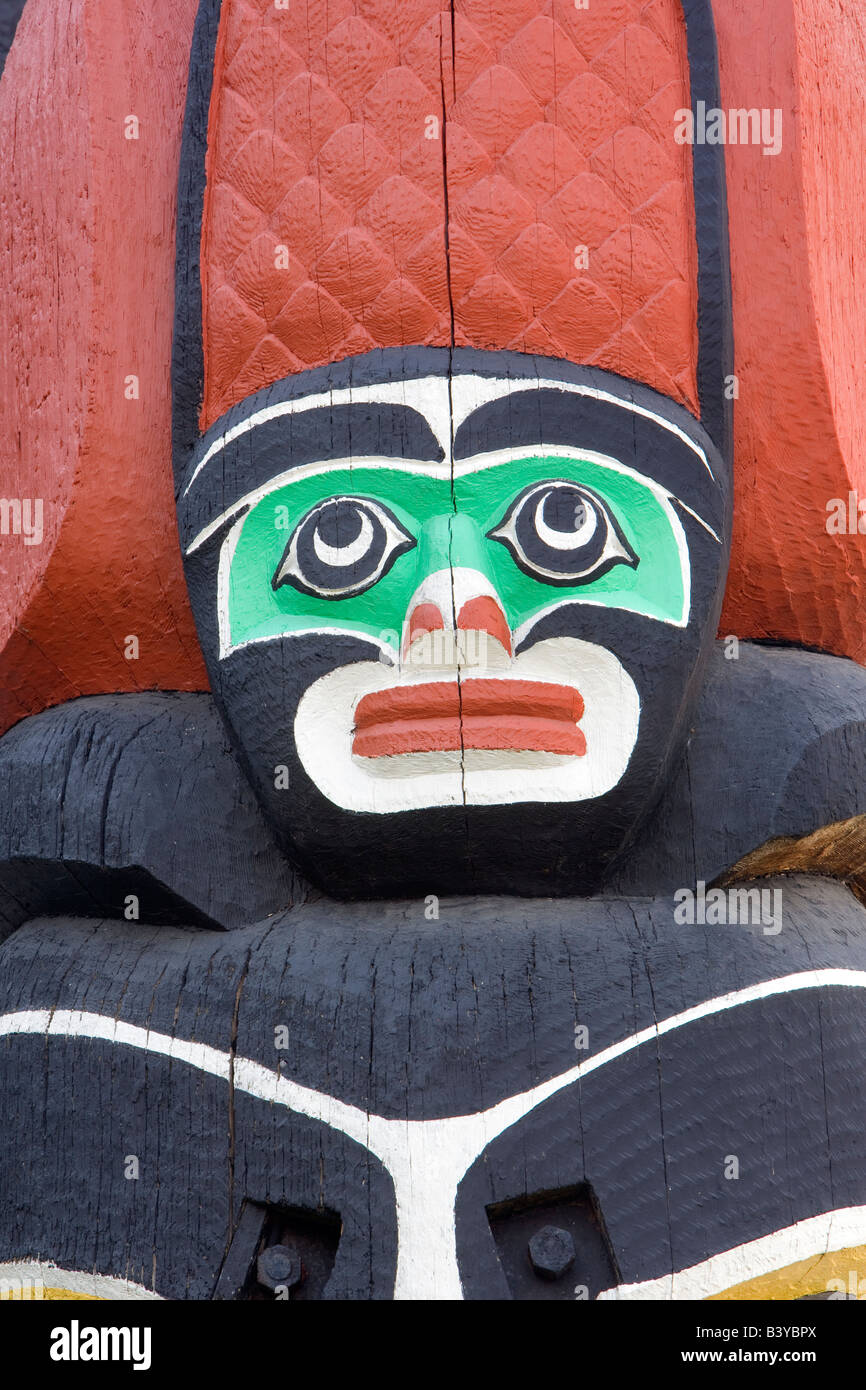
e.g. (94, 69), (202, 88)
(293, 637), (640, 813)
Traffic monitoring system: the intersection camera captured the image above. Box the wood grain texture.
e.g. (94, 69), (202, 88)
(0, 0), (26, 75)
(199, 0), (699, 426)
(716, 0), (866, 661)
(718, 815), (866, 908)
(0, 0), (865, 1304)
(0, 0), (207, 738)
(1, 641), (862, 915)
(606, 640), (866, 896)
(177, 348), (730, 897)
(0, 693), (303, 935)
(1, 874), (865, 1298)
(0, 642), (864, 1296)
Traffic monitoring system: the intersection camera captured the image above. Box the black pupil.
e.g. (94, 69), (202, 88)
(541, 486), (588, 535)
(316, 501), (364, 551)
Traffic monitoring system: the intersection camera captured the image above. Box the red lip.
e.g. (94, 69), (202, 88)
(352, 679), (586, 758)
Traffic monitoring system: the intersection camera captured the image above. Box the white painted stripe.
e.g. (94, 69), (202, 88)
(197, 442), (698, 654)
(216, 510), (244, 658)
(674, 497), (722, 545)
(2, 968), (861, 1300)
(188, 454), (445, 556)
(183, 373), (713, 497)
(509, 590), (687, 647)
(449, 375), (714, 477)
(184, 380), (455, 496)
(187, 442), (709, 557)
(0, 1261), (163, 1300)
(596, 1207), (866, 1300)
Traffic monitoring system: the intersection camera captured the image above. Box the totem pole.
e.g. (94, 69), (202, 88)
(1, 0), (865, 1306)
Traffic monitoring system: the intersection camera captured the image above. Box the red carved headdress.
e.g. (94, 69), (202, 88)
(199, 0), (699, 426)
(0, 0), (864, 735)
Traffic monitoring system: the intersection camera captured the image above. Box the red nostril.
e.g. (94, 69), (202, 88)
(407, 602), (445, 647)
(457, 596), (512, 656)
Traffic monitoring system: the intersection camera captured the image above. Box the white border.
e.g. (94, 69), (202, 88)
(205, 445), (702, 658)
(2, 968), (863, 1301)
(0, 1261), (162, 1300)
(183, 373), (714, 497)
(597, 1209), (866, 1300)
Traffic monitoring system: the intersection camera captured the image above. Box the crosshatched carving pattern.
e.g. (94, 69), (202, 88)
(201, 0), (698, 427)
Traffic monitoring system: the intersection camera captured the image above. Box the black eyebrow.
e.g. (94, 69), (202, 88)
(179, 401), (444, 549)
(453, 388), (724, 526)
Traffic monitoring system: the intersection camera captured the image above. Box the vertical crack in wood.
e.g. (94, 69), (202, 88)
(439, 0), (473, 865)
(226, 943), (253, 1252)
(632, 901), (675, 1279)
(814, 994), (836, 1214)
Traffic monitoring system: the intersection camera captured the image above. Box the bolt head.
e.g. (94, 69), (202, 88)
(257, 1244), (302, 1293)
(528, 1225), (576, 1281)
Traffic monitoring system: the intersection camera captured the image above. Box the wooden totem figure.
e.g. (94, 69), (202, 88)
(0, 0), (865, 1302)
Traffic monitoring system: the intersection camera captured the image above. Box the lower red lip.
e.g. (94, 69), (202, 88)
(352, 679), (586, 758)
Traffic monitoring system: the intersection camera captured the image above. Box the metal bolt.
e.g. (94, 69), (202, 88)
(528, 1225), (576, 1281)
(257, 1243), (302, 1294)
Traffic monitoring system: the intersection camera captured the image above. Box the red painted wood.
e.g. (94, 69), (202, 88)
(353, 677), (586, 755)
(199, 0), (699, 427)
(407, 602), (446, 645)
(353, 714), (587, 757)
(457, 595), (513, 655)
(0, 0), (208, 737)
(2, 0), (865, 742)
(716, 0), (866, 661)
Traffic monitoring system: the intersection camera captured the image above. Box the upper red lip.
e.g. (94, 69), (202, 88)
(352, 679), (586, 758)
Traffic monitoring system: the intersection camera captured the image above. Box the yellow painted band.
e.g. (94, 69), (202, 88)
(708, 1245), (866, 1300)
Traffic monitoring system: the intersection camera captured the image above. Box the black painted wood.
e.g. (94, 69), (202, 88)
(0, 875), (864, 1298)
(0, 692), (304, 936)
(178, 346), (731, 898)
(2, 644), (863, 928)
(0, 0), (26, 79)
(607, 640), (866, 895)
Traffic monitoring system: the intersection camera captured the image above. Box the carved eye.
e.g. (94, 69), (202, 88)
(487, 480), (638, 587)
(272, 496), (415, 600)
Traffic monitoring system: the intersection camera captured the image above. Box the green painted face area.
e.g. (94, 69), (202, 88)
(224, 456), (688, 654)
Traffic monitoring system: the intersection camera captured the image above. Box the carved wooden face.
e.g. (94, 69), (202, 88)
(178, 348), (730, 896)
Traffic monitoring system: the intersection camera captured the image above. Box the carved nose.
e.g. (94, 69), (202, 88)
(403, 568), (512, 667)
(456, 595), (512, 655)
(407, 596), (512, 652)
(406, 601), (444, 648)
